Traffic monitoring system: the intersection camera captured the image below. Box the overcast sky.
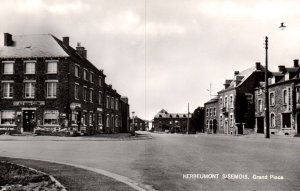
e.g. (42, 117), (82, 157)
(1, 0), (300, 120)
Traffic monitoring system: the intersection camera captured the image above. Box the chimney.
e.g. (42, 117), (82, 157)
(278, 65), (285, 72)
(62, 37), (69, 46)
(76, 42), (87, 58)
(234, 71), (239, 76)
(294, 59), (299, 67)
(4, 33), (13, 46)
(255, 62), (261, 70)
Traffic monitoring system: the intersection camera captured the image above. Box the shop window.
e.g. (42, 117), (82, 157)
(0, 111), (15, 125)
(71, 111), (79, 125)
(44, 110), (59, 125)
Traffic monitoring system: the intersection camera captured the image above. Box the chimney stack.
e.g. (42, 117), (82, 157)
(234, 71), (239, 76)
(62, 37), (69, 46)
(278, 65), (285, 73)
(294, 59), (299, 67)
(4, 33), (13, 46)
(76, 42), (87, 58)
(255, 62), (261, 70)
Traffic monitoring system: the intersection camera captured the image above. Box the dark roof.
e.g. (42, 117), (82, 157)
(154, 109), (188, 119)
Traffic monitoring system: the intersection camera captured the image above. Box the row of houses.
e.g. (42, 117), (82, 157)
(204, 60), (300, 136)
(0, 33), (130, 135)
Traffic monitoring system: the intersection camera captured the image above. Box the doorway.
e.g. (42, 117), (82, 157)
(257, 117), (264, 134)
(23, 110), (35, 132)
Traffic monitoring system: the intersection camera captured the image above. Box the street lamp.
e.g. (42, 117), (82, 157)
(131, 111), (135, 136)
(265, 37), (270, 138)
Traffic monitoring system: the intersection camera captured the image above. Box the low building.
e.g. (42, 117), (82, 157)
(132, 116), (146, 131)
(152, 109), (190, 133)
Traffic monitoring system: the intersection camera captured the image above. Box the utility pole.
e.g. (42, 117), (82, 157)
(187, 103), (190, 134)
(265, 36), (270, 138)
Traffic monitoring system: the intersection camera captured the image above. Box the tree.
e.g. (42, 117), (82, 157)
(189, 107), (205, 133)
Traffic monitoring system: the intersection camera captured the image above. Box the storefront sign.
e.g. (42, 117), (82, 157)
(13, 101), (45, 106)
(97, 108), (103, 112)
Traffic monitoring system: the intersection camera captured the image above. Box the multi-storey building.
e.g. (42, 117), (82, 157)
(255, 60), (300, 136)
(204, 96), (219, 133)
(216, 62), (266, 135)
(152, 109), (190, 133)
(132, 116), (146, 131)
(0, 33), (128, 135)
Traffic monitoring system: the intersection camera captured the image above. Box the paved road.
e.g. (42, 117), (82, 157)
(0, 132), (299, 191)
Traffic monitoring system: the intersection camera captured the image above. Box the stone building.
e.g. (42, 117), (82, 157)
(152, 109), (190, 133)
(204, 96), (219, 134)
(0, 33), (129, 135)
(132, 116), (146, 131)
(254, 60), (300, 136)
(120, 97), (130, 133)
(216, 62), (266, 135)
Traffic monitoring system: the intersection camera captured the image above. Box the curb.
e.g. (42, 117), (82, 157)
(0, 156), (157, 191)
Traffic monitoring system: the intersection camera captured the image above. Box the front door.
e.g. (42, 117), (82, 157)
(257, 117), (264, 134)
(23, 110), (35, 132)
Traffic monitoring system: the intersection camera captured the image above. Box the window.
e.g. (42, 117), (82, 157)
(24, 82), (35, 98)
(90, 72), (93, 83)
(43, 110), (59, 125)
(82, 113), (87, 126)
(270, 113), (275, 128)
(90, 89), (93, 102)
(219, 97), (223, 107)
(258, 99), (262, 112)
(229, 95), (233, 108)
(115, 99), (118, 110)
(99, 77), (103, 87)
(2, 82), (13, 98)
(98, 113), (103, 125)
(115, 116), (119, 127)
(257, 88), (262, 95)
(99, 91), (102, 105)
(0, 111), (15, 125)
(297, 87), (300, 104)
(89, 113), (93, 125)
(106, 96), (110, 108)
(270, 92), (275, 106)
(71, 111), (79, 125)
(75, 65), (79, 77)
(230, 114), (233, 127)
(111, 115), (114, 127)
(283, 90), (287, 105)
(74, 84), (79, 100)
(46, 82), (57, 98)
(288, 88), (291, 108)
(213, 108), (216, 116)
(206, 108), (209, 116)
(111, 97), (114, 109)
(106, 115), (110, 127)
(47, 62), (57, 74)
(25, 62), (35, 74)
(83, 87), (88, 101)
(224, 97), (228, 109)
(3, 62), (13, 74)
(83, 69), (87, 80)
(220, 115), (223, 126)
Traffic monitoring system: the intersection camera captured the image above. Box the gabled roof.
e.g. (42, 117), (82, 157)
(0, 34), (69, 58)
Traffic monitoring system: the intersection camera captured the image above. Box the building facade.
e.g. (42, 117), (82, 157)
(152, 109), (190, 133)
(204, 96), (219, 134)
(0, 33), (129, 135)
(255, 60), (300, 136)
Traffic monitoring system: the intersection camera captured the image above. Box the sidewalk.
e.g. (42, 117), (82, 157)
(0, 157), (136, 191)
(0, 133), (152, 141)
